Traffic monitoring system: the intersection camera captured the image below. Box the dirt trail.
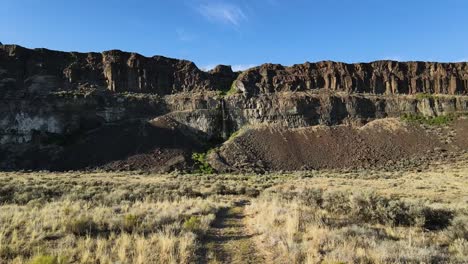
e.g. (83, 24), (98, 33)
(200, 200), (264, 264)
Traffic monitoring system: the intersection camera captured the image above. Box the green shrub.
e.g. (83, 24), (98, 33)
(415, 93), (437, 100)
(228, 130), (240, 141)
(401, 113), (455, 126)
(192, 152), (214, 174)
(217, 82), (239, 97)
(183, 216), (202, 234)
(349, 192), (390, 224)
(29, 255), (68, 264)
(384, 200), (413, 226)
(300, 189), (454, 228)
(347, 192), (452, 228)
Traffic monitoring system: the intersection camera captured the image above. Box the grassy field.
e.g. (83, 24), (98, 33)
(0, 156), (467, 263)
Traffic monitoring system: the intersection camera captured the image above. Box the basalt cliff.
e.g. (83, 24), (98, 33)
(1, 44), (468, 171)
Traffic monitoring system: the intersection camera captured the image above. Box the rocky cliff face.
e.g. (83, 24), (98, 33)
(1, 44), (468, 171)
(2, 44), (467, 96)
(234, 61), (468, 96)
(0, 45), (237, 95)
(165, 92), (468, 139)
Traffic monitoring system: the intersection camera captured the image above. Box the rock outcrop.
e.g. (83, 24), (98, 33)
(0, 45), (236, 95)
(2, 44), (467, 96)
(165, 92), (468, 135)
(234, 61), (468, 96)
(1, 44), (468, 171)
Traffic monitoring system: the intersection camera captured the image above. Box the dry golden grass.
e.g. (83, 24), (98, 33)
(0, 156), (467, 263)
(246, 157), (468, 263)
(0, 171), (242, 263)
(0, 197), (225, 263)
(0, 170), (286, 263)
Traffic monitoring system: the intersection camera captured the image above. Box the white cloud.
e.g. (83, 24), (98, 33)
(455, 58), (468, 62)
(197, 2), (247, 26)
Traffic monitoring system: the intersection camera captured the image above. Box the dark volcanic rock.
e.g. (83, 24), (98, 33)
(0, 45), (226, 95)
(1, 44), (468, 171)
(209, 65), (239, 92)
(208, 118), (465, 172)
(235, 61), (468, 95)
(2, 44), (468, 96)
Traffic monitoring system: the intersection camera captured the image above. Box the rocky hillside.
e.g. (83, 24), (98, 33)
(1, 44), (468, 171)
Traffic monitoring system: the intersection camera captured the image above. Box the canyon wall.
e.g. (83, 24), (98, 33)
(1, 44), (468, 170)
(2, 45), (467, 97)
(0, 45), (237, 95)
(235, 61), (468, 96)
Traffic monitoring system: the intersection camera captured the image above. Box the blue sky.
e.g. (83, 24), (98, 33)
(1, 0), (467, 70)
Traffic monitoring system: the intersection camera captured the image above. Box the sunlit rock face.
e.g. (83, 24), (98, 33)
(235, 61), (468, 95)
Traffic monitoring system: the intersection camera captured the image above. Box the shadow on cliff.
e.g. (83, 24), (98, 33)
(13, 117), (208, 171)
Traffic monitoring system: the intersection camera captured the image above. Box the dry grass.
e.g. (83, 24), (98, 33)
(0, 156), (467, 263)
(0, 197), (224, 263)
(246, 157), (468, 263)
(247, 192), (466, 263)
(0, 172), (239, 263)
(0, 171), (286, 263)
